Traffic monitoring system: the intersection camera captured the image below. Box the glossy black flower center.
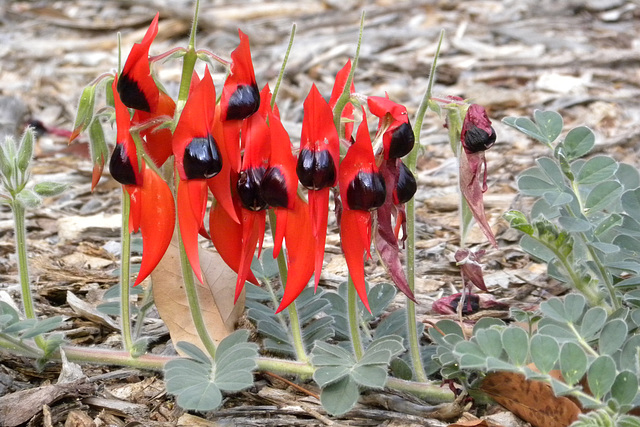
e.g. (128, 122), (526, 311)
(237, 167), (268, 211)
(388, 122), (415, 159)
(109, 144), (138, 186)
(183, 135), (222, 180)
(117, 73), (151, 113)
(260, 167), (289, 208)
(296, 148), (336, 190)
(225, 84), (260, 121)
(346, 171), (386, 211)
(463, 126), (496, 153)
(394, 162), (417, 204)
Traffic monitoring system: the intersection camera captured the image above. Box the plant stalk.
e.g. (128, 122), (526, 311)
(178, 231), (218, 359)
(347, 276), (364, 360)
(403, 29), (444, 383)
(267, 210), (308, 362)
(10, 200), (45, 349)
(119, 189), (134, 353)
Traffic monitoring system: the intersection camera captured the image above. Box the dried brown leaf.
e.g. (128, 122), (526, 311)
(151, 238), (245, 354)
(480, 372), (581, 427)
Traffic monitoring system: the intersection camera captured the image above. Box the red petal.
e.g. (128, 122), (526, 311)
(118, 13), (160, 112)
(460, 150), (497, 247)
(275, 196), (315, 313)
(309, 188), (330, 289)
(236, 209), (265, 302)
(112, 74), (142, 186)
(340, 209), (372, 313)
(207, 113), (239, 224)
(177, 179), (208, 283)
(209, 199), (259, 286)
(134, 167), (175, 286)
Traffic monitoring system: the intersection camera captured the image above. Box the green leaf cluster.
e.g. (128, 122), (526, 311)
(164, 330), (258, 411)
(311, 336), (404, 415)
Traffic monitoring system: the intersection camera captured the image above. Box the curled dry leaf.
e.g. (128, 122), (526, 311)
(480, 372), (581, 427)
(150, 237), (245, 355)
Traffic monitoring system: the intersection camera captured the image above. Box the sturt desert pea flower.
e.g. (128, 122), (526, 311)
(233, 112), (271, 302)
(459, 104), (497, 247)
(297, 84), (340, 289)
(172, 67), (223, 283)
(117, 13), (176, 168)
(261, 112), (315, 313)
(339, 113), (386, 312)
(109, 75), (174, 286)
(368, 96), (415, 159)
(329, 59), (355, 142)
(220, 30), (261, 172)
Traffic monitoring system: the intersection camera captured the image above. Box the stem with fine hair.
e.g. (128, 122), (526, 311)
(267, 210), (308, 362)
(10, 200), (45, 349)
(119, 189), (134, 353)
(403, 30), (444, 383)
(347, 276), (364, 360)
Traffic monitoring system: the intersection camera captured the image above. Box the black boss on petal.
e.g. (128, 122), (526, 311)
(463, 125), (496, 153)
(347, 171), (386, 211)
(260, 167), (288, 208)
(394, 162), (417, 204)
(117, 73), (151, 113)
(109, 144), (138, 186)
(388, 122), (415, 159)
(183, 136), (222, 180)
(237, 167), (268, 211)
(226, 84), (260, 121)
(296, 149), (336, 190)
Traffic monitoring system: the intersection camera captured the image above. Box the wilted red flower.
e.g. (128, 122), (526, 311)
(368, 96), (415, 159)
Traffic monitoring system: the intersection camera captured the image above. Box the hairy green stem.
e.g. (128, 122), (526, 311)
(271, 24), (296, 109)
(177, 230), (218, 359)
(61, 345), (171, 371)
(119, 190), (134, 353)
(267, 211), (308, 362)
(0, 333), (42, 358)
(403, 30), (444, 383)
(10, 200), (44, 349)
(567, 323), (599, 358)
(175, 0), (200, 121)
(347, 277), (364, 360)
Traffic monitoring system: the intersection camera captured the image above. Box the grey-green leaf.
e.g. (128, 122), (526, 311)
(611, 371), (638, 406)
(579, 307), (607, 340)
(351, 364), (388, 389)
(314, 366), (351, 388)
(560, 341), (588, 386)
(475, 328), (503, 359)
(576, 156), (618, 185)
(33, 182), (67, 197)
(530, 334), (559, 374)
(502, 327), (529, 366)
(598, 319), (628, 355)
(320, 376), (359, 416)
(584, 181), (623, 214)
(563, 126), (595, 161)
(587, 355), (617, 399)
(534, 110), (564, 144)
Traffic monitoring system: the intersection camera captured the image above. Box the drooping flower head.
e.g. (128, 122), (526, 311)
(368, 96), (415, 159)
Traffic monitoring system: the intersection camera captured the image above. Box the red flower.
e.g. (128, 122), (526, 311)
(368, 96), (415, 159)
(109, 74), (174, 286)
(261, 112), (315, 313)
(233, 112), (270, 301)
(220, 30), (261, 172)
(117, 13), (176, 168)
(172, 67), (223, 282)
(339, 113), (386, 312)
(297, 84), (340, 289)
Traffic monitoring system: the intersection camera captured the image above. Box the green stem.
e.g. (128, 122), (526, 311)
(10, 200), (44, 349)
(385, 377), (454, 403)
(133, 283), (155, 340)
(402, 30), (445, 383)
(256, 357), (314, 377)
(567, 323), (599, 358)
(174, 0), (200, 122)
(267, 210), (307, 362)
(61, 345), (171, 371)
(178, 227), (218, 359)
(333, 12), (365, 144)
(271, 24), (296, 109)
(347, 277), (364, 360)
(0, 333), (43, 358)
(119, 189), (134, 353)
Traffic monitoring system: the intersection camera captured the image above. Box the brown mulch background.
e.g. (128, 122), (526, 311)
(1, 0), (639, 425)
